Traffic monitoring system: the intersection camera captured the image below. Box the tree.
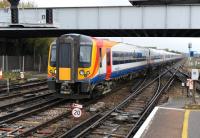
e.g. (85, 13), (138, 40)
(0, 0), (36, 8)
(0, 0), (53, 71)
(22, 38), (54, 56)
(0, 0), (9, 8)
(19, 1), (37, 8)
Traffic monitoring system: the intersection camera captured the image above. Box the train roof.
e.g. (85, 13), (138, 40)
(52, 34), (182, 55)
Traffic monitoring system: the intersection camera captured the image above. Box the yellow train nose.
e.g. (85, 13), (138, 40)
(59, 68), (71, 80)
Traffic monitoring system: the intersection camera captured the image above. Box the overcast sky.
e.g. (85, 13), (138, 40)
(20, 0), (200, 53)
(100, 37), (200, 53)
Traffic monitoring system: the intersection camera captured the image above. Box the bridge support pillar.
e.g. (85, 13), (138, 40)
(8, 0), (20, 24)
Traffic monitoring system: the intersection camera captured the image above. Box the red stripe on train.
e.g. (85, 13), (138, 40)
(106, 48), (112, 80)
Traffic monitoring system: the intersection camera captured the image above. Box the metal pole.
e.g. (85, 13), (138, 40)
(6, 55), (8, 71)
(193, 80), (197, 104)
(2, 55), (4, 72)
(34, 47), (35, 70)
(39, 55), (41, 73)
(188, 43), (192, 67)
(19, 56), (21, 71)
(19, 56), (20, 71)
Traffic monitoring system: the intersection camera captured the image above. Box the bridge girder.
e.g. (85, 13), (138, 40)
(1, 5), (200, 37)
(129, 0), (200, 5)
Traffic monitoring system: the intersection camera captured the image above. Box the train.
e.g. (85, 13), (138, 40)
(47, 34), (183, 99)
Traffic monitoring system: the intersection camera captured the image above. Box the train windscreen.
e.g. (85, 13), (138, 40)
(79, 45), (92, 68)
(50, 45), (56, 67)
(79, 35), (93, 68)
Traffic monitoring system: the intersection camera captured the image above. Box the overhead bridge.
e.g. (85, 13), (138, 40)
(129, 0), (200, 5)
(1, 5), (200, 37)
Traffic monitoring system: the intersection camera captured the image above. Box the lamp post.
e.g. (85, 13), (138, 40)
(188, 43), (192, 67)
(188, 42), (192, 57)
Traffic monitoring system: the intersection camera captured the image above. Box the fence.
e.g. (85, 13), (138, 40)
(0, 55), (48, 73)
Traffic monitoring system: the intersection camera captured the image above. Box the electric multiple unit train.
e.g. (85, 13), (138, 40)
(47, 34), (182, 99)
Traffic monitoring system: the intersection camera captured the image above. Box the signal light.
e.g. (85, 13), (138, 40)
(46, 8), (53, 24)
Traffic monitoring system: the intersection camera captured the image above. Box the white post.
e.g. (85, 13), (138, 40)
(39, 55), (41, 73)
(7, 78), (10, 93)
(22, 56), (24, 72)
(34, 47), (35, 70)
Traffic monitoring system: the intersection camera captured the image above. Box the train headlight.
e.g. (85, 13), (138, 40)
(54, 70), (56, 74)
(50, 70), (53, 74)
(79, 70), (85, 76)
(86, 71), (90, 75)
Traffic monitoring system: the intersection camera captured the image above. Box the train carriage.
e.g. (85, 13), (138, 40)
(111, 43), (149, 79)
(47, 34), (182, 99)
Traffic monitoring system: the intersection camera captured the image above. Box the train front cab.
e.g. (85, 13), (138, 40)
(56, 34), (94, 99)
(47, 42), (58, 91)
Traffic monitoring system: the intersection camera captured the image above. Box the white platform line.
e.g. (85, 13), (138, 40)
(133, 106), (159, 138)
(159, 106), (184, 111)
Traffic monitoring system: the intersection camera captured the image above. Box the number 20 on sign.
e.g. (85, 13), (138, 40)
(72, 108), (82, 118)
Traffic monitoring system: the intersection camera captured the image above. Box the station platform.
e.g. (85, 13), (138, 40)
(134, 98), (200, 138)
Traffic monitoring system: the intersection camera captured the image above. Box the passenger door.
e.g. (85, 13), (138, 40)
(56, 36), (76, 82)
(98, 40), (105, 80)
(99, 48), (103, 75)
(105, 48), (112, 80)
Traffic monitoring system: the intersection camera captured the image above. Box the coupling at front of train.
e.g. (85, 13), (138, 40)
(47, 34), (183, 99)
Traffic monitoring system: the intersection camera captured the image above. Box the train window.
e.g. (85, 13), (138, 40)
(79, 45), (92, 68)
(112, 51), (119, 65)
(120, 53), (123, 63)
(50, 45), (56, 67)
(112, 51), (150, 65)
(113, 52), (117, 57)
(106, 49), (111, 65)
(112, 51), (136, 65)
(132, 52), (135, 62)
(59, 43), (71, 68)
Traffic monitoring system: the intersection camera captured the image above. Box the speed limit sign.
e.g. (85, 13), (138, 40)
(72, 108), (82, 118)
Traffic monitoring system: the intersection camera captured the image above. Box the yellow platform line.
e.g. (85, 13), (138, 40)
(182, 110), (190, 138)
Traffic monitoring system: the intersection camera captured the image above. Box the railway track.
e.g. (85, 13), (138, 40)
(0, 86), (49, 108)
(0, 80), (57, 128)
(7, 99), (100, 138)
(0, 63), (182, 137)
(58, 64), (181, 138)
(169, 66), (200, 94)
(0, 79), (49, 109)
(126, 69), (178, 137)
(176, 68), (200, 83)
(24, 67), (172, 138)
(11, 74), (148, 138)
(0, 79), (47, 95)
(0, 98), (68, 138)
(0, 90), (53, 109)
(0, 92), (56, 121)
